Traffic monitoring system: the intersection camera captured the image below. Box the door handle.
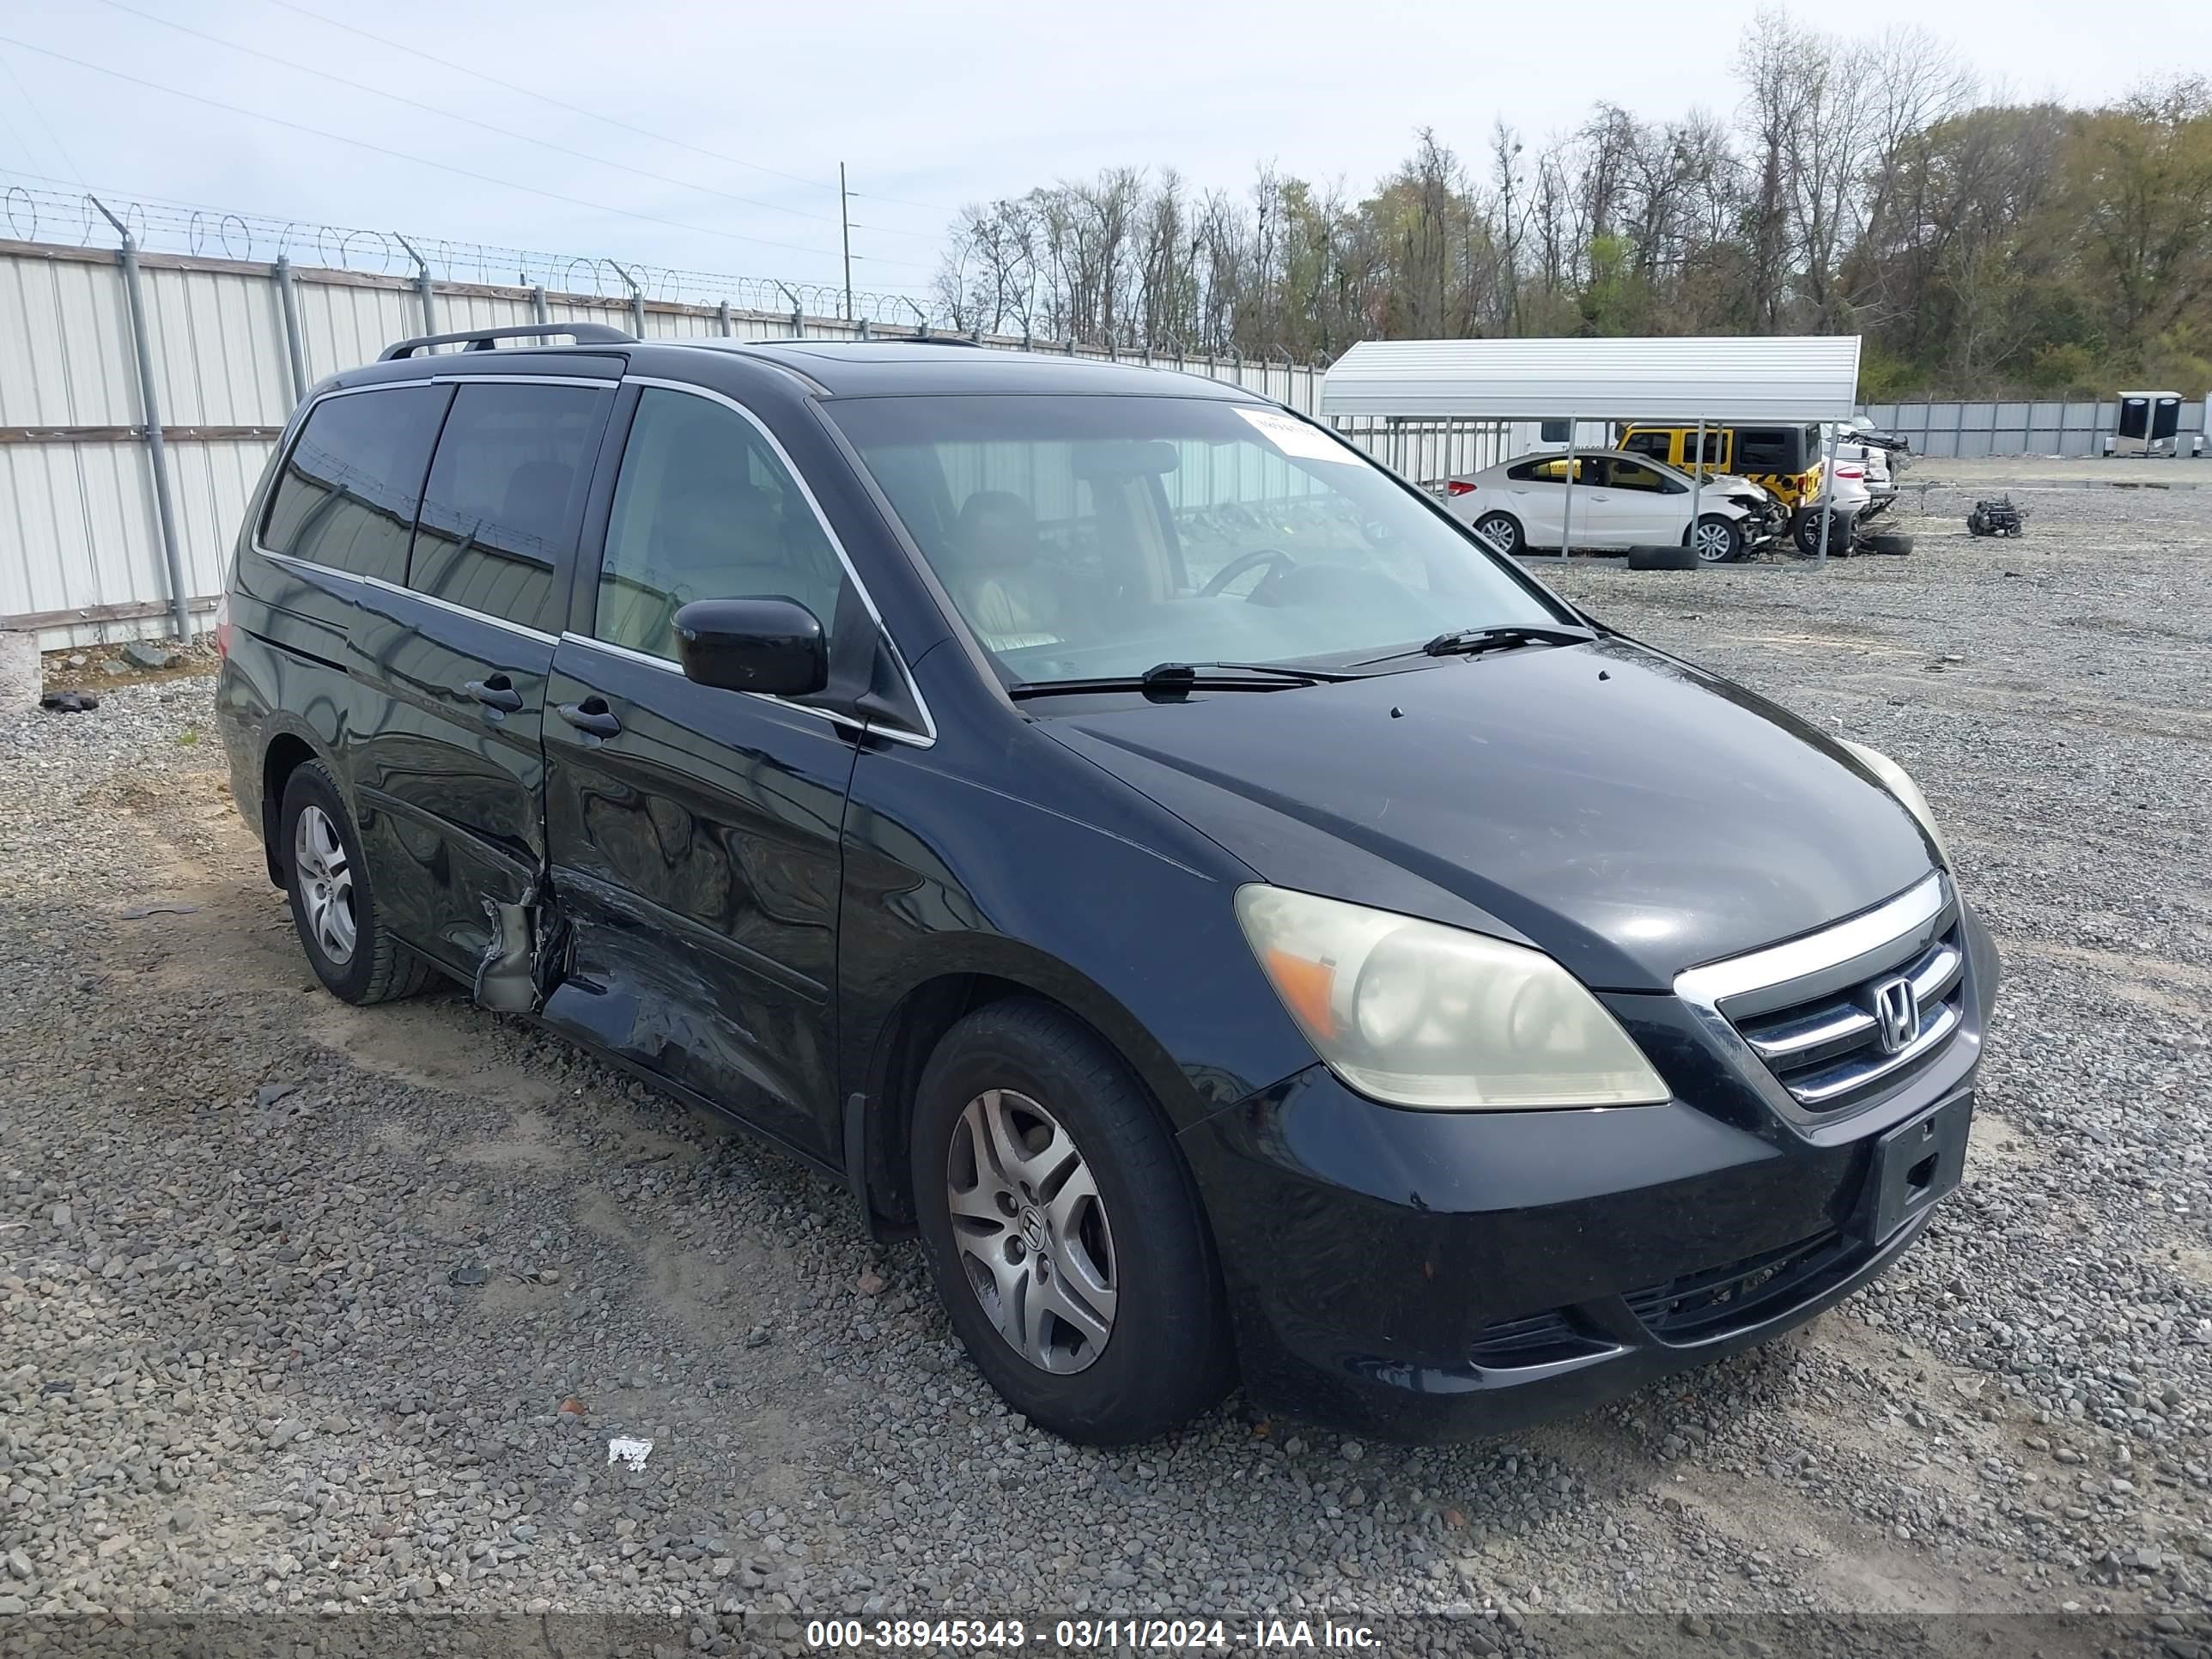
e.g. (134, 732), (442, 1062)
(465, 676), (525, 713)
(557, 697), (622, 738)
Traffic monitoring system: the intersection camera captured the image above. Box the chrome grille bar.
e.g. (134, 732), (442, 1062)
(1674, 873), (1967, 1118)
(1790, 1000), (1961, 1105)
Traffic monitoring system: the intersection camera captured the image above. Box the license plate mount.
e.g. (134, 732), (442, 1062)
(1863, 1093), (1972, 1243)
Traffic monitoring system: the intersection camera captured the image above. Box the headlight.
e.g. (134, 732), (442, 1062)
(1233, 885), (1670, 1110)
(1840, 741), (1950, 869)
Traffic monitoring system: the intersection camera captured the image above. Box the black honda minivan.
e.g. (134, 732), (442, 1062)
(216, 326), (1996, 1444)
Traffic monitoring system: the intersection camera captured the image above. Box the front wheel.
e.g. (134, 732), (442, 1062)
(1686, 514), (1746, 563)
(910, 998), (1233, 1444)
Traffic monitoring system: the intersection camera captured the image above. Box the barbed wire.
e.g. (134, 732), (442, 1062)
(0, 178), (938, 324)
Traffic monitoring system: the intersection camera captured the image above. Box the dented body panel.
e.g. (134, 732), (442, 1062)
(539, 633), (858, 1162)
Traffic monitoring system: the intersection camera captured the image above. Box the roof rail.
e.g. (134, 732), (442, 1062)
(379, 323), (635, 362)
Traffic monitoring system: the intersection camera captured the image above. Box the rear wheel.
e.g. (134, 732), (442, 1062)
(1793, 508), (1854, 556)
(1470, 511), (1523, 556)
(1686, 514), (1745, 563)
(278, 760), (430, 1005)
(910, 998), (1233, 1444)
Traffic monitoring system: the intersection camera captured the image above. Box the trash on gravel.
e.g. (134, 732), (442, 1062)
(606, 1437), (653, 1470)
(1967, 495), (2027, 537)
(447, 1264), (490, 1287)
(40, 692), (100, 714)
(118, 901), (198, 919)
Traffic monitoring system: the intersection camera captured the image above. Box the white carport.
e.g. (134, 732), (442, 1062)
(1322, 336), (1863, 560)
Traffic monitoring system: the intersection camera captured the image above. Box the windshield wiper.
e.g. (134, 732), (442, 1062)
(1349, 623), (1596, 669)
(1006, 659), (1356, 701)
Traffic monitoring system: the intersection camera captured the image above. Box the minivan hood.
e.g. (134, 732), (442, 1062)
(1040, 637), (1938, 991)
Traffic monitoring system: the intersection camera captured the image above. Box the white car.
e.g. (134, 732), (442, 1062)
(1445, 449), (1771, 562)
(1825, 424), (1896, 520)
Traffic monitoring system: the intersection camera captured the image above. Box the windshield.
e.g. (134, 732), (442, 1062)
(824, 393), (1565, 686)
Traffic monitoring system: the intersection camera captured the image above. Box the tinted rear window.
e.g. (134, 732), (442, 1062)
(409, 382), (604, 630)
(259, 386), (446, 581)
(1735, 427), (1813, 471)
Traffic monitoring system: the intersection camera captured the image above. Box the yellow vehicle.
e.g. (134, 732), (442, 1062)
(1618, 422), (1843, 554)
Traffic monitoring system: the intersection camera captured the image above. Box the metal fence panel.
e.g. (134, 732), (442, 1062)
(295, 278), (419, 391)
(2, 440), (179, 648)
(1862, 396), (2203, 459)
(0, 243), (138, 427)
(0, 234), (1332, 646)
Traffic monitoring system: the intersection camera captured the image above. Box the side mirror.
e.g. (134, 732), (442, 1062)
(672, 598), (827, 697)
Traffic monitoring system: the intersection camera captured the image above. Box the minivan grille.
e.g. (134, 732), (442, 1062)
(1732, 925), (1966, 1113)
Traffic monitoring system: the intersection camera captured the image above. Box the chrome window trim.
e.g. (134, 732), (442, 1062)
(556, 630), (932, 748)
(1673, 872), (1951, 1128)
(362, 570), (559, 644)
(254, 549), (561, 646)
(602, 374), (937, 747)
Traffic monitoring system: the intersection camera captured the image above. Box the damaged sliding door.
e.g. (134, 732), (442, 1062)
(347, 370), (614, 983)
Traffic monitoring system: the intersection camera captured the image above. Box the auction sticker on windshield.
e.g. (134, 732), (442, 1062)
(1234, 405), (1358, 463)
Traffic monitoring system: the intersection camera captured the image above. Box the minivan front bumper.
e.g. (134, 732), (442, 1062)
(1179, 899), (1996, 1442)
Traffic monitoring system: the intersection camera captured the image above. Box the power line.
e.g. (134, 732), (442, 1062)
(0, 76), (46, 178)
(89, 0), (864, 230)
(0, 45), (88, 187)
(252, 0), (956, 228)
(261, 0), (854, 202)
(0, 31), (939, 270)
(852, 189), (958, 214)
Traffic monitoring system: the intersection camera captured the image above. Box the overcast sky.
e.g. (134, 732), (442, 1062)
(1, 0), (2203, 303)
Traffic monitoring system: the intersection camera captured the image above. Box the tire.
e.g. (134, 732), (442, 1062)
(1627, 544), (1700, 571)
(1864, 532), (1914, 556)
(909, 997), (1233, 1444)
(1686, 514), (1745, 564)
(1792, 509), (1854, 556)
(278, 759), (432, 1006)
(1470, 512), (1523, 556)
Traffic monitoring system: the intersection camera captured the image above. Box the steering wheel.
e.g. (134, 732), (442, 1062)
(1200, 547), (1297, 599)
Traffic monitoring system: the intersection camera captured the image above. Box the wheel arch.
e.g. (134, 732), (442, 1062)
(848, 945), (1225, 1239)
(258, 725), (329, 885)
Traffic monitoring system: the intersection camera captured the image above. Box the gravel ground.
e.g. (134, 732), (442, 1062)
(2, 467), (2209, 1656)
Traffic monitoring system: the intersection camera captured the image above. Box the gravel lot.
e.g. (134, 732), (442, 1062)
(3, 465), (2209, 1655)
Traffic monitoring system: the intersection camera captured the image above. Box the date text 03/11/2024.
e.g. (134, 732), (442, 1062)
(803, 1618), (1383, 1650)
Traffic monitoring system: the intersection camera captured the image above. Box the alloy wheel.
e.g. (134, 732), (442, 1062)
(1692, 520), (1735, 562)
(1475, 515), (1519, 555)
(945, 1088), (1117, 1373)
(293, 803), (357, 967)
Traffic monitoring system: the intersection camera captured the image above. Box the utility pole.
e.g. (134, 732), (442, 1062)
(839, 162), (854, 324)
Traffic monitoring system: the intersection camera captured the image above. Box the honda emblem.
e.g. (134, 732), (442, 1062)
(1872, 975), (1919, 1055)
